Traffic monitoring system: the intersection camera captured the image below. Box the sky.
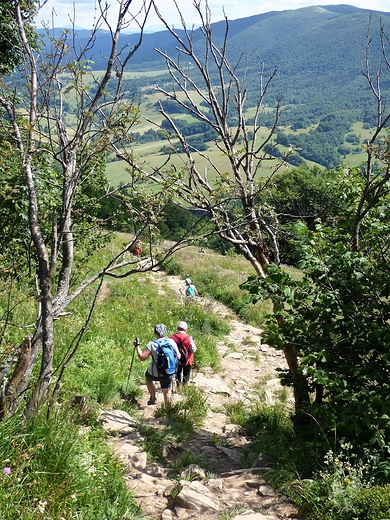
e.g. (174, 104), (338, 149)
(36, 0), (390, 32)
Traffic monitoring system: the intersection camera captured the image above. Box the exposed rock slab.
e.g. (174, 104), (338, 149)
(175, 480), (220, 512)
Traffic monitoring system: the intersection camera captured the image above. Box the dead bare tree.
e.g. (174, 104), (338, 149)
(145, 0), (295, 278)
(355, 17), (390, 252)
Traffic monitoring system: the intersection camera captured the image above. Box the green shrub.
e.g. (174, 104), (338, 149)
(288, 445), (390, 520)
(352, 485), (390, 519)
(161, 257), (184, 276)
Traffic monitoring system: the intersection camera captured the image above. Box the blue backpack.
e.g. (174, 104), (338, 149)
(155, 339), (177, 376)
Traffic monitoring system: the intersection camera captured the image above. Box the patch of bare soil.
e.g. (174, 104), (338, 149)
(101, 271), (302, 520)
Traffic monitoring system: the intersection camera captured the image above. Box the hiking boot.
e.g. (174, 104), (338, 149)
(147, 396), (157, 405)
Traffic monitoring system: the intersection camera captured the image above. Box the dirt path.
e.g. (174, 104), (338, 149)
(101, 272), (301, 520)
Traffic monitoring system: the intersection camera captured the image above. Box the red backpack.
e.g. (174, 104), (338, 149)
(171, 334), (191, 366)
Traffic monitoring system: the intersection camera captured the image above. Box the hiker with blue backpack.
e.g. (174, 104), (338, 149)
(170, 321), (197, 386)
(181, 278), (198, 298)
(135, 323), (180, 406)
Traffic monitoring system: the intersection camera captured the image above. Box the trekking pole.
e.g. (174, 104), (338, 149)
(125, 337), (139, 393)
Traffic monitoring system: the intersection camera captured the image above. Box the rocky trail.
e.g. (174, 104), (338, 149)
(100, 272), (303, 520)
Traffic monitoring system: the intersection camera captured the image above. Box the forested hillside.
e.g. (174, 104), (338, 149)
(43, 4), (390, 169)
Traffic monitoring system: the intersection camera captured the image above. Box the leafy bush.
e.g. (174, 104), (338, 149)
(291, 446), (390, 520)
(351, 485), (390, 520)
(242, 221), (390, 469)
(160, 256), (184, 276)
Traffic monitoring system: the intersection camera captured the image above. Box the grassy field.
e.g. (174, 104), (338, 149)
(55, 68), (373, 187)
(104, 107), (372, 188)
(105, 145), (282, 186)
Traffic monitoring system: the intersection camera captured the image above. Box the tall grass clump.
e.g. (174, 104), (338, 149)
(156, 385), (208, 437)
(170, 450), (211, 478)
(0, 406), (142, 520)
(225, 400), (294, 458)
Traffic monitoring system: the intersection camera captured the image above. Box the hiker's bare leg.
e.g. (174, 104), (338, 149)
(146, 378), (156, 398)
(162, 388), (171, 405)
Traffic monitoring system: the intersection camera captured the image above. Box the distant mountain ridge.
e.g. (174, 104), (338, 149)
(39, 4), (389, 70)
(37, 5), (390, 168)
(39, 5), (390, 107)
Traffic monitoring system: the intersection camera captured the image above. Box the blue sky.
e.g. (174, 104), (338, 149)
(36, 0), (390, 31)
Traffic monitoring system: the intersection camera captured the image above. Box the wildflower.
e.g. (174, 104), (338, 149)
(38, 500), (47, 513)
(345, 477), (351, 485)
(3, 467), (10, 475)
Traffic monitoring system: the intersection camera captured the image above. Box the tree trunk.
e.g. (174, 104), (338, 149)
(0, 337), (31, 418)
(283, 343), (311, 425)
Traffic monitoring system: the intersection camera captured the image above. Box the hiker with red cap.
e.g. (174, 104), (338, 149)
(170, 321), (197, 386)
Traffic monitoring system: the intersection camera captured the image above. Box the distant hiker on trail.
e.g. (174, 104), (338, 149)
(135, 323), (179, 406)
(171, 321), (197, 386)
(134, 241), (142, 258)
(180, 278), (199, 298)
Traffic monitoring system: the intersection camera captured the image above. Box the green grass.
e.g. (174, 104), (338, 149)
(164, 245), (273, 326)
(105, 135), (286, 187)
(0, 407), (142, 520)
